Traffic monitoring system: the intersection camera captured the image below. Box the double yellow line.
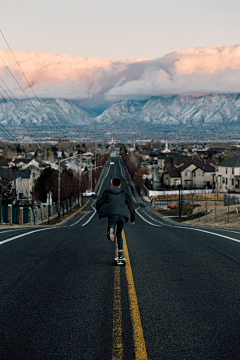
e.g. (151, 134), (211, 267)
(112, 231), (148, 360)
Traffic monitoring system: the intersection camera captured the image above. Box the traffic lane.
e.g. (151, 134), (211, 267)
(146, 207), (240, 240)
(0, 227), (49, 243)
(139, 207), (240, 263)
(124, 219), (240, 359)
(0, 226), (73, 296)
(0, 220), (115, 360)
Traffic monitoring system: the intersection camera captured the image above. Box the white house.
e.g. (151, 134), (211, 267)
(216, 155), (240, 192)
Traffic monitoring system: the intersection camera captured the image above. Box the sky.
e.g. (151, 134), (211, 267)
(1, 0), (240, 110)
(2, 0), (240, 59)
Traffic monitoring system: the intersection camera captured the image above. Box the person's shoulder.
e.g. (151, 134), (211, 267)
(121, 189), (130, 196)
(103, 188), (111, 193)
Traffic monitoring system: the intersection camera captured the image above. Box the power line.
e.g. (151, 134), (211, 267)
(0, 77), (40, 130)
(0, 97), (17, 141)
(0, 54), (54, 129)
(0, 29), (60, 130)
(0, 85), (35, 137)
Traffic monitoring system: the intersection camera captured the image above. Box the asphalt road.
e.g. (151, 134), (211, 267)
(1, 158), (240, 360)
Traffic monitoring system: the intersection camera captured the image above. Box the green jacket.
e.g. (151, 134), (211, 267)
(96, 187), (135, 222)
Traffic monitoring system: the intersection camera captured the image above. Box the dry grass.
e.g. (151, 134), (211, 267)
(154, 193), (224, 202)
(182, 200), (240, 228)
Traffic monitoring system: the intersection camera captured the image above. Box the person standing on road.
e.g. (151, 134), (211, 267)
(96, 177), (135, 262)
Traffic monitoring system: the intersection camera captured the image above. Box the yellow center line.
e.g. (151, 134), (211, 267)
(112, 240), (123, 360)
(123, 230), (148, 360)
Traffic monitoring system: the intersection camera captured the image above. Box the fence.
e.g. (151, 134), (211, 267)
(148, 189), (213, 197)
(0, 197), (77, 225)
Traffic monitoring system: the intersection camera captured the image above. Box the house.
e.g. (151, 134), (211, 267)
(216, 155), (240, 192)
(163, 167), (181, 188)
(0, 167), (40, 200)
(8, 158), (39, 170)
(163, 160), (215, 189)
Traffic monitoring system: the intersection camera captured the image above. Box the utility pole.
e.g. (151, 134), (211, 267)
(80, 155), (82, 206)
(178, 181), (181, 218)
(228, 197), (230, 223)
(0, 189), (2, 225)
(58, 136), (62, 220)
(90, 162), (92, 191)
(79, 154), (82, 207)
(89, 159), (91, 190)
(215, 198), (217, 222)
(95, 143), (97, 172)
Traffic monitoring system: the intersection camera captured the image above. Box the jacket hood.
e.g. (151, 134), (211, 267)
(107, 187), (122, 194)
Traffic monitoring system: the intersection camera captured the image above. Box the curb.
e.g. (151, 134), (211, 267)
(55, 200), (90, 226)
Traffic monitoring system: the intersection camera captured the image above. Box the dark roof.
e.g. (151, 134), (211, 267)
(14, 158), (34, 164)
(194, 163), (215, 172)
(0, 158), (12, 167)
(217, 155), (240, 167)
(0, 167), (31, 181)
(179, 162), (196, 172)
(166, 167), (181, 178)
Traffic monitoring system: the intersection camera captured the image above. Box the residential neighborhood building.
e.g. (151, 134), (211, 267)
(216, 155), (240, 192)
(163, 159), (215, 189)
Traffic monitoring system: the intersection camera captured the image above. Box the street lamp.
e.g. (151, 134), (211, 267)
(178, 180), (181, 218)
(79, 154), (82, 207)
(57, 151), (62, 219)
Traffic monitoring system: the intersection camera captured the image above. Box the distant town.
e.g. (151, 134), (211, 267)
(2, 123), (240, 144)
(0, 137), (240, 211)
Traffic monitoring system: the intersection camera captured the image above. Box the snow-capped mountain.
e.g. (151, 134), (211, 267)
(0, 98), (94, 127)
(95, 94), (240, 125)
(1, 94), (240, 128)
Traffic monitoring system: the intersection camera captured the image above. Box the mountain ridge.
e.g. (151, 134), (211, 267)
(1, 94), (240, 127)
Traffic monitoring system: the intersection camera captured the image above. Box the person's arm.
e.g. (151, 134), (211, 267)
(96, 190), (107, 212)
(126, 192), (135, 223)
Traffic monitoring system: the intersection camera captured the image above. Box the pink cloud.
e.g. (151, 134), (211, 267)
(0, 45), (240, 104)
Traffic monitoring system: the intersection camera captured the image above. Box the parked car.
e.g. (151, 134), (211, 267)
(82, 190), (96, 198)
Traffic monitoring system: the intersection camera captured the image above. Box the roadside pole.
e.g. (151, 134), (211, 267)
(89, 160), (91, 190)
(215, 198), (217, 222)
(90, 163), (92, 191)
(79, 154), (82, 207)
(228, 197), (230, 223)
(199, 196), (201, 222)
(58, 137), (62, 220)
(0, 191), (2, 225)
(178, 182), (181, 218)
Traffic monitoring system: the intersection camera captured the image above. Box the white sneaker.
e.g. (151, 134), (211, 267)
(109, 228), (115, 242)
(114, 257), (126, 265)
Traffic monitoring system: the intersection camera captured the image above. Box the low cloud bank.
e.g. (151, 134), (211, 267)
(0, 45), (240, 107)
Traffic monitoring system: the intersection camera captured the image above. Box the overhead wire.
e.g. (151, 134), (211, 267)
(0, 29), (61, 130)
(0, 75), (48, 134)
(0, 54), (53, 129)
(0, 97), (17, 141)
(0, 83), (35, 138)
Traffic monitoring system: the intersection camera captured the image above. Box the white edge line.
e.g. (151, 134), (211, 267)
(0, 228), (31, 234)
(81, 200), (97, 227)
(97, 164), (111, 196)
(70, 212), (88, 226)
(119, 160), (127, 180)
(141, 208), (240, 245)
(142, 210), (164, 225)
(0, 227), (57, 246)
(174, 225), (240, 244)
(136, 208), (161, 227)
